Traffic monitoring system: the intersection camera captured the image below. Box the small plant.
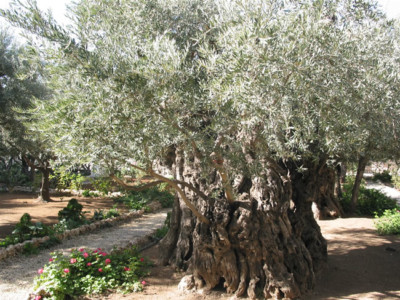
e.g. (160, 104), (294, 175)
(91, 177), (113, 195)
(57, 199), (88, 229)
(375, 209), (400, 235)
(372, 171), (392, 184)
(12, 213), (51, 240)
(33, 247), (149, 299)
(0, 213), (54, 249)
(92, 206), (120, 221)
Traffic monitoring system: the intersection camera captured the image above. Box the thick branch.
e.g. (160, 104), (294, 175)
(210, 152), (235, 203)
(110, 175), (163, 191)
(127, 163), (210, 224)
(148, 169), (210, 225)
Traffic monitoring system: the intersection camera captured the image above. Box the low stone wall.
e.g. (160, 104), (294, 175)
(0, 201), (162, 262)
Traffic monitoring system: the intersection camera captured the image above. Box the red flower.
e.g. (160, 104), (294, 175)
(141, 280), (146, 285)
(63, 268), (70, 273)
(140, 258), (144, 262)
(105, 258), (111, 265)
(49, 258), (53, 262)
(93, 250), (98, 253)
(70, 258), (77, 264)
(37, 268), (44, 274)
(83, 252), (89, 258)
(79, 248), (84, 252)
(87, 262), (92, 266)
(124, 267), (130, 271)
(98, 268), (103, 272)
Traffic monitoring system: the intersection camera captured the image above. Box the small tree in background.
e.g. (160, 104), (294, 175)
(0, 27), (51, 200)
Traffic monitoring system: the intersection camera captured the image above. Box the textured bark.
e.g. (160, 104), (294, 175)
(39, 167), (51, 202)
(313, 165), (344, 219)
(159, 151), (327, 299)
(351, 156), (368, 213)
(335, 164), (342, 198)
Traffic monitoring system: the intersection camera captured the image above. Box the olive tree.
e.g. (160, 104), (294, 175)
(3, 0), (400, 298)
(0, 28), (51, 200)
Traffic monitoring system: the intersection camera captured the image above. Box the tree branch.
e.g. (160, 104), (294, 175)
(148, 168), (211, 225)
(128, 163), (210, 224)
(110, 174), (163, 191)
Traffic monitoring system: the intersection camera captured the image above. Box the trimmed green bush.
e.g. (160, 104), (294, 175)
(372, 171), (392, 183)
(375, 209), (400, 235)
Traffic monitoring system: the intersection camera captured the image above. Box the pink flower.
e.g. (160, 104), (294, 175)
(49, 258), (53, 262)
(141, 280), (146, 285)
(63, 268), (70, 273)
(105, 258), (111, 265)
(140, 258), (144, 262)
(87, 262), (92, 266)
(97, 248), (102, 250)
(93, 250), (98, 253)
(79, 248), (84, 252)
(101, 252), (107, 256)
(37, 268), (44, 274)
(98, 268), (103, 272)
(124, 267), (130, 271)
(70, 258), (77, 264)
(34, 296), (42, 300)
(83, 252), (89, 258)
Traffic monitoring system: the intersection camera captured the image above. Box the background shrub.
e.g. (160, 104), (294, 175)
(341, 178), (399, 216)
(375, 209), (400, 235)
(372, 171), (392, 184)
(115, 187), (174, 211)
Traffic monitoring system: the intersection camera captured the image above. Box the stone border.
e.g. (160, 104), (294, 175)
(0, 201), (163, 262)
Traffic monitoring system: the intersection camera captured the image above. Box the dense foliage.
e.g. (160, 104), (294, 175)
(2, 0), (399, 179)
(375, 209), (400, 235)
(114, 186), (174, 210)
(341, 179), (399, 216)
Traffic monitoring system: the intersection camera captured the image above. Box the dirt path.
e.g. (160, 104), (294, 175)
(0, 209), (169, 300)
(99, 217), (400, 300)
(0, 193), (126, 238)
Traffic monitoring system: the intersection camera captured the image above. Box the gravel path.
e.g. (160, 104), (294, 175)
(0, 209), (169, 300)
(366, 181), (400, 206)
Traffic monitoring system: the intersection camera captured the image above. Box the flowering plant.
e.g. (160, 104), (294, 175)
(34, 246), (149, 299)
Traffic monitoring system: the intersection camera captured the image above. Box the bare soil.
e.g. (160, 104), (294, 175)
(1, 193), (400, 299)
(0, 192), (126, 238)
(98, 218), (400, 300)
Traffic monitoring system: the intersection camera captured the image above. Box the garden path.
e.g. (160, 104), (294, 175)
(0, 209), (169, 300)
(366, 181), (400, 206)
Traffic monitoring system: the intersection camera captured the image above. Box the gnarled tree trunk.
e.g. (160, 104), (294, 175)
(158, 151), (327, 299)
(312, 164), (344, 220)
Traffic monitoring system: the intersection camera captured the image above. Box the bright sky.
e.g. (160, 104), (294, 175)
(0, 0), (400, 36)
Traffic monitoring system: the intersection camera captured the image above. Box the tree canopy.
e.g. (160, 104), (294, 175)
(2, 0), (399, 175)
